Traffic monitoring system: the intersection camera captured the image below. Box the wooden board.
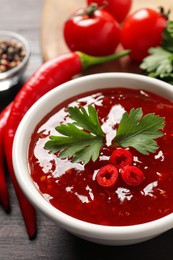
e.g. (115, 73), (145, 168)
(41, 0), (173, 72)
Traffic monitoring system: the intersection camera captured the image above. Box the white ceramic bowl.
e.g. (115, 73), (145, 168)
(12, 73), (173, 245)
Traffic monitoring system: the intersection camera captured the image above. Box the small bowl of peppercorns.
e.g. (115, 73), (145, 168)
(0, 30), (30, 91)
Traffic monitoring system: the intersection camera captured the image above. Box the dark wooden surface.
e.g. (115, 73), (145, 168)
(1, 1), (173, 259)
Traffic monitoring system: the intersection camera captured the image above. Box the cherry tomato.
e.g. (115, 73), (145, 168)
(121, 8), (167, 62)
(87, 0), (132, 23)
(63, 5), (120, 56)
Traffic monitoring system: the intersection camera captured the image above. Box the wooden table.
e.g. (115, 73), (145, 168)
(1, 0), (173, 259)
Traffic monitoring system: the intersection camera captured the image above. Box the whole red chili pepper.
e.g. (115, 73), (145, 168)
(0, 103), (12, 212)
(4, 50), (130, 239)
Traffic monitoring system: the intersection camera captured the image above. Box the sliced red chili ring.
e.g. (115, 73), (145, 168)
(121, 165), (145, 186)
(96, 164), (119, 187)
(109, 148), (133, 169)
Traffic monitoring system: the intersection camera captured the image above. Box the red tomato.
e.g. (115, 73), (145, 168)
(87, 0), (132, 23)
(121, 8), (167, 62)
(63, 6), (120, 56)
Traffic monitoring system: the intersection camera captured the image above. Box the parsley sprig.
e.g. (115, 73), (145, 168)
(140, 21), (173, 84)
(45, 105), (165, 164)
(45, 105), (104, 164)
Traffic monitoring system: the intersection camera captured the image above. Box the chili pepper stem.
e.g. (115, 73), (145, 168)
(77, 49), (131, 70)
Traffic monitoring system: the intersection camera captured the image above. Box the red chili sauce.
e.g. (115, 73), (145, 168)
(28, 88), (173, 226)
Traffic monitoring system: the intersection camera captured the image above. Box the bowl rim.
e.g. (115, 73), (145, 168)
(0, 30), (30, 80)
(12, 72), (173, 241)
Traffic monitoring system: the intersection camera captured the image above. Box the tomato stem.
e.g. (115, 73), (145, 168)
(86, 3), (99, 17)
(158, 6), (171, 20)
(77, 49), (131, 70)
(75, 3), (108, 18)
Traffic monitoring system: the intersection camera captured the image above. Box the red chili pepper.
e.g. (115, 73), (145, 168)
(121, 165), (145, 186)
(4, 50), (129, 239)
(96, 164), (119, 187)
(0, 103), (12, 211)
(109, 148), (133, 169)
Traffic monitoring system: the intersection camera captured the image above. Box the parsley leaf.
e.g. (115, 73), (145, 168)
(113, 108), (165, 155)
(68, 105), (104, 137)
(44, 105), (104, 164)
(140, 47), (173, 78)
(140, 21), (173, 82)
(161, 21), (173, 53)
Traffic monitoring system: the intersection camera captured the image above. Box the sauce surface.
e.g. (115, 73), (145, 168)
(28, 88), (173, 226)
